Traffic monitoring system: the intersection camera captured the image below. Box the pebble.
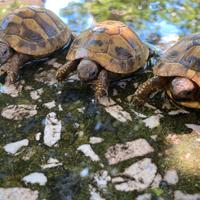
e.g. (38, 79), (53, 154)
(43, 112), (62, 147)
(43, 100), (56, 109)
(22, 172), (47, 186)
(112, 158), (157, 192)
(0, 187), (38, 200)
(77, 144), (100, 161)
(41, 158), (62, 169)
(30, 88), (43, 100)
(1, 105), (37, 120)
(105, 139), (154, 165)
(143, 114), (163, 129)
(4, 139), (29, 155)
(89, 137), (104, 144)
(93, 170), (111, 189)
(136, 193), (152, 200)
(164, 169), (179, 185)
(89, 185), (105, 200)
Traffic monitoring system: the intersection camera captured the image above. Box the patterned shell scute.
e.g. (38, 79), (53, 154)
(66, 20), (149, 74)
(153, 34), (200, 86)
(1, 7), (72, 56)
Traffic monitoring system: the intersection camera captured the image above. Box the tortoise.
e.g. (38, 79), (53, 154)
(133, 33), (200, 109)
(0, 6), (73, 85)
(56, 20), (151, 99)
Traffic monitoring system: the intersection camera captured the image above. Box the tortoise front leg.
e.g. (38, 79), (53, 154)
(3, 53), (30, 85)
(130, 76), (168, 105)
(56, 60), (78, 81)
(93, 69), (109, 99)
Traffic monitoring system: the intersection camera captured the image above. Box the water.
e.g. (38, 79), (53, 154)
(0, 0), (200, 199)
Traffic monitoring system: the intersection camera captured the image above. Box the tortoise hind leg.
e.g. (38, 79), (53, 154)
(3, 53), (30, 85)
(93, 69), (109, 99)
(56, 60), (79, 81)
(130, 76), (168, 105)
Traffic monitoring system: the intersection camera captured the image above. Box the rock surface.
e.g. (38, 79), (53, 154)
(43, 112), (62, 147)
(143, 115), (163, 129)
(112, 158), (157, 192)
(174, 190), (200, 200)
(22, 172), (47, 186)
(1, 105), (37, 120)
(0, 187), (38, 200)
(164, 169), (179, 185)
(4, 139), (29, 155)
(105, 139), (154, 165)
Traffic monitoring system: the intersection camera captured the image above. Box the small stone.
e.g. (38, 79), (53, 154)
(43, 101), (56, 109)
(89, 137), (104, 144)
(185, 124), (200, 135)
(151, 173), (162, 188)
(89, 185), (105, 200)
(35, 132), (41, 141)
(143, 114), (163, 129)
(4, 139), (29, 155)
(112, 158), (157, 192)
(43, 112), (62, 147)
(105, 139), (154, 165)
(164, 169), (179, 185)
(93, 170), (111, 189)
(22, 172), (47, 186)
(136, 193), (152, 200)
(0, 83), (23, 97)
(150, 135), (158, 141)
(30, 88), (43, 100)
(168, 109), (189, 115)
(131, 109), (147, 118)
(80, 167), (89, 177)
(174, 190), (200, 200)
(1, 105), (37, 120)
(77, 144), (100, 161)
(0, 188), (38, 200)
(41, 158), (62, 169)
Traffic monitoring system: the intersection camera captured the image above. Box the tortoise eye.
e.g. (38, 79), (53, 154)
(2, 49), (8, 56)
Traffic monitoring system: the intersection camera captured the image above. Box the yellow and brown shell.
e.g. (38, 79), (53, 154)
(66, 20), (149, 74)
(1, 7), (72, 56)
(154, 34), (200, 108)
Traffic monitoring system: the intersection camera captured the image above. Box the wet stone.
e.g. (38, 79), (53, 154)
(112, 158), (157, 192)
(164, 169), (179, 185)
(22, 172), (47, 186)
(105, 139), (154, 165)
(1, 104), (37, 120)
(43, 112), (62, 147)
(0, 188), (38, 200)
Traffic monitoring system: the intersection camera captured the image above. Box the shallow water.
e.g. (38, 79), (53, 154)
(0, 0), (200, 199)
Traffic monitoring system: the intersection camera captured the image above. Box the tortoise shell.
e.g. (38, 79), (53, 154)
(153, 34), (200, 87)
(66, 20), (149, 74)
(1, 7), (72, 56)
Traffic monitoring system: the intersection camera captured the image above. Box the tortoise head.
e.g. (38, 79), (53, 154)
(77, 59), (99, 81)
(170, 77), (199, 100)
(0, 31), (12, 65)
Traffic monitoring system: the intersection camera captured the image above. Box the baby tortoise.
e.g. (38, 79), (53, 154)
(0, 6), (73, 85)
(133, 34), (200, 109)
(56, 20), (150, 99)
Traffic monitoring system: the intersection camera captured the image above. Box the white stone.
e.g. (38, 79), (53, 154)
(30, 88), (43, 100)
(174, 190), (200, 200)
(168, 109), (189, 115)
(164, 169), (179, 185)
(41, 158), (62, 169)
(1, 105), (37, 120)
(112, 158), (157, 192)
(43, 101), (56, 109)
(131, 109), (147, 118)
(136, 193), (152, 200)
(151, 173), (162, 188)
(77, 144), (100, 161)
(80, 167), (89, 177)
(143, 114), (163, 129)
(185, 124), (200, 135)
(4, 139), (29, 155)
(0, 187), (38, 200)
(35, 132), (41, 141)
(99, 97), (132, 123)
(105, 139), (154, 165)
(43, 112), (62, 147)
(89, 186), (105, 200)
(89, 137), (104, 144)
(22, 172), (47, 186)
(94, 170), (111, 189)
(0, 83), (23, 97)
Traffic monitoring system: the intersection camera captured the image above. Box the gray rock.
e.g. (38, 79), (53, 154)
(174, 190), (200, 200)
(0, 187), (38, 200)
(105, 139), (154, 165)
(112, 158), (157, 192)
(164, 169), (179, 185)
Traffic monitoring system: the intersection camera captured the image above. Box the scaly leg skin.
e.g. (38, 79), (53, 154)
(56, 60), (78, 81)
(131, 76), (168, 105)
(3, 53), (30, 86)
(93, 69), (109, 100)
